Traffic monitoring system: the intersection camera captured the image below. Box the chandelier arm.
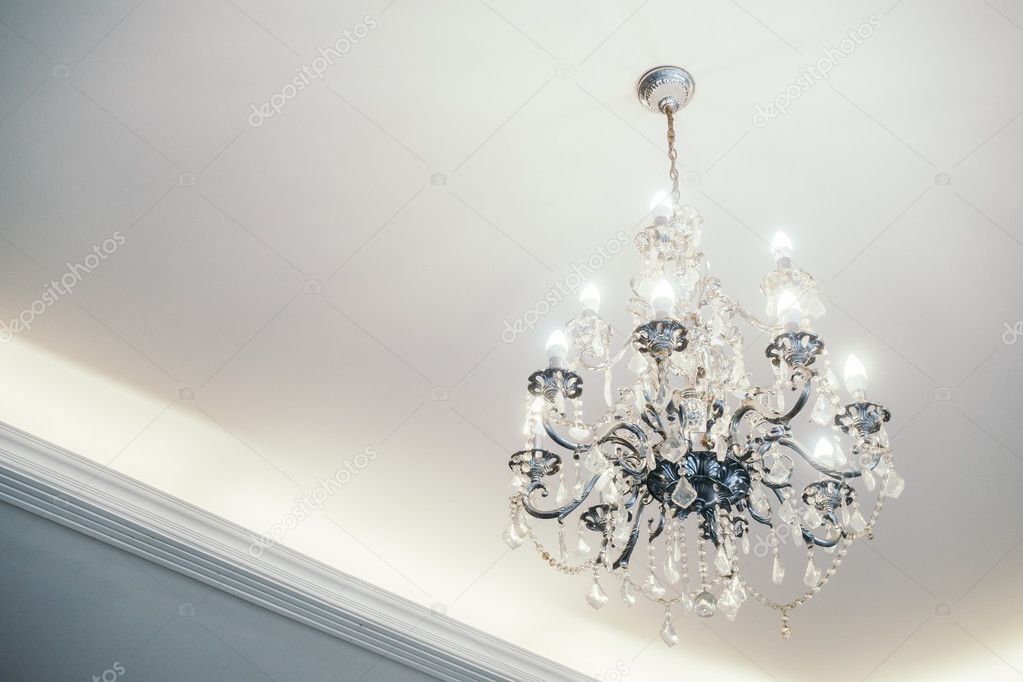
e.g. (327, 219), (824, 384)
(761, 485), (843, 548)
(522, 473), (603, 521)
(774, 437), (860, 480)
(542, 418), (580, 450)
(611, 498), (647, 570)
(577, 338), (632, 372)
(709, 288), (777, 333)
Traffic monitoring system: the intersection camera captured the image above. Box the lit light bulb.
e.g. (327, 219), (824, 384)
(813, 438), (834, 466)
(651, 280), (675, 318)
(649, 191), (671, 219)
(580, 283), (601, 314)
(844, 355), (867, 397)
(772, 231), (793, 264)
(776, 289), (801, 330)
(546, 330), (568, 366)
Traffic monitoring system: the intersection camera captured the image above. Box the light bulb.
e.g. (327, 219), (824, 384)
(813, 438), (834, 465)
(651, 280), (675, 317)
(649, 191), (671, 219)
(580, 283), (600, 313)
(776, 289), (801, 329)
(844, 355), (867, 397)
(772, 231), (793, 262)
(546, 330), (568, 365)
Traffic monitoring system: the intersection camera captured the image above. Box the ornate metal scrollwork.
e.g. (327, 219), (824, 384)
(527, 368), (583, 401)
(802, 480), (854, 513)
(765, 331), (825, 368)
(834, 401), (891, 436)
(633, 320), (687, 361)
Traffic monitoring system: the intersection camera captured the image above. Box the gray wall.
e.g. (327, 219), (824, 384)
(0, 501), (437, 682)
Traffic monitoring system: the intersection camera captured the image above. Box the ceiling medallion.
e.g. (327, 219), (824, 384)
(504, 67), (902, 644)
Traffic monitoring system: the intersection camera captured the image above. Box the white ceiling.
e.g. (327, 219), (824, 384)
(2, 0), (1023, 679)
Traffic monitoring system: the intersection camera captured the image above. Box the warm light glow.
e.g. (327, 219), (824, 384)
(772, 231), (793, 260)
(651, 280), (675, 316)
(776, 289), (801, 326)
(844, 354), (868, 395)
(580, 283), (601, 313)
(546, 330), (568, 359)
(813, 438), (834, 464)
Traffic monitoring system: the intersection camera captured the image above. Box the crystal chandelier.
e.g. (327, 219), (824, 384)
(503, 67), (903, 644)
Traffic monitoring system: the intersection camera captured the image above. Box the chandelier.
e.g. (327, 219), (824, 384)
(503, 66), (903, 644)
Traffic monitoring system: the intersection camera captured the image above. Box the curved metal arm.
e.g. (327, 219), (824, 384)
(543, 418), (580, 451)
(522, 473), (602, 522)
(775, 437), (860, 480)
(612, 499), (647, 570)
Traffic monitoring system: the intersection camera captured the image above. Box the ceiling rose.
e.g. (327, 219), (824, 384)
(504, 66), (903, 645)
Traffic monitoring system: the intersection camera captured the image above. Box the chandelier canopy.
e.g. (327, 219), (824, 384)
(503, 66), (902, 644)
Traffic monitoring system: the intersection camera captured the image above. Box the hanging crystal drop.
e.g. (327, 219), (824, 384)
(603, 368), (613, 406)
(503, 522), (523, 549)
(621, 580), (636, 607)
(568, 425), (590, 441)
(771, 550), (785, 584)
(554, 391), (565, 414)
(507, 474), (528, 496)
(825, 368), (840, 391)
(840, 501), (851, 526)
(643, 574), (666, 599)
(671, 476), (698, 508)
(862, 468), (876, 491)
(693, 590), (716, 617)
(585, 580), (609, 610)
(882, 469), (905, 498)
(833, 441), (848, 466)
(847, 508), (868, 533)
(628, 353), (647, 374)
(660, 615), (679, 647)
(803, 556), (820, 587)
(750, 482), (770, 515)
(802, 505), (823, 529)
(555, 477), (568, 504)
(811, 395), (832, 425)
(778, 493), (797, 524)
(557, 529), (568, 562)
(680, 590), (694, 614)
(514, 510), (529, 537)
(576, 534), (591, 556)
(665, 554), (680, 584)
(714, 546), (731, 575)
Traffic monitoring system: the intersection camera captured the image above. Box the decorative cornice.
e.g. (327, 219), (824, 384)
(0, 422), (590, 682)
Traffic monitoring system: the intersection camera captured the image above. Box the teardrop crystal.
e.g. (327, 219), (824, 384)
(503, 523), (523, 549)
(576, 535), (591, 556)
(862, 468), (877, 491)
(555, 479), (569, 504)
(671, 477), (698, 508)
(882, 470), (905, 499)
(803, 557), (820, 587)
(802, 506), (823, 529)
(811, 395), (832, 425)
(603, 369), (613, 406)
(621, 580), (636, 607)
(586, 581), (609, 610)
(660, 618), (679, 646)
(643, 574), (666, 599)
(771, 552), (785, 584)
(715, 546), (731, 575)
(848, 509), (868, 533)
(568, 425), (591, 441)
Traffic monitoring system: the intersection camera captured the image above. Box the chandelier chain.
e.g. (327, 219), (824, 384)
(665, 108), (681, 208)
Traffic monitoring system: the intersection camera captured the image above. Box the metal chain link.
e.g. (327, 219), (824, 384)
(665, 107), (681, 209)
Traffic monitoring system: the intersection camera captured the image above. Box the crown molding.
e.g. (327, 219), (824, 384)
(0, 421), (590, 682)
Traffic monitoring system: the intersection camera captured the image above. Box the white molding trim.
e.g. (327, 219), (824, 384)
(0, 422), (590, 682)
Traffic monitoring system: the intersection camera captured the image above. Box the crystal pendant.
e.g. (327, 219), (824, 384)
(603, 369), (613, 406)
(882, 470), (905, 499)
(825, 368), (840, 391)
(660, 617), (679, 647)
(680, 590), (694, 614)
(568, 425), (590, 441)
(718, 591), (739, 621)
(811, 395), (832, 425)
(628, 353), (647, 373)
(577, 535), (591, 556)
(778, 494), (797, 524)
(847, 509), (868, 533)
(714, 546), (731, 575)
(671, 477), (698, 508)
(643, 574), (666, 599)
(833, 441), (848, 466)
(664, 555), (681, 584)
(802, 506), (823, 529)
(862, 468), (877, 491)
(693, 590), (716, 617)
(750, 483), (770, 515)
(558, 530), (568, 562)
(507, 474), (527, 496)
(621, 580), (636, 607)
(554, 391), (565, 414)
(555, 479), (569, 504)
(730, 576), (747, 605)
(803, 557), (820, 587)
(771, 552), (785, 585)
(586, 580), (609, 609)
(503, 523), (523, 549)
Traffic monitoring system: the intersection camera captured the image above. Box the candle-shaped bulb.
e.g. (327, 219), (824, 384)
(772, 231), (794, 260)
(844, 355), (867, 397)
(651, 280), (675, 318)
(650, 191), (671, 220)
(813, 438), (834, 465)
(776, 289), (801, 329)
(580, 283), (600, 313)
(546, 330), (568, 365)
